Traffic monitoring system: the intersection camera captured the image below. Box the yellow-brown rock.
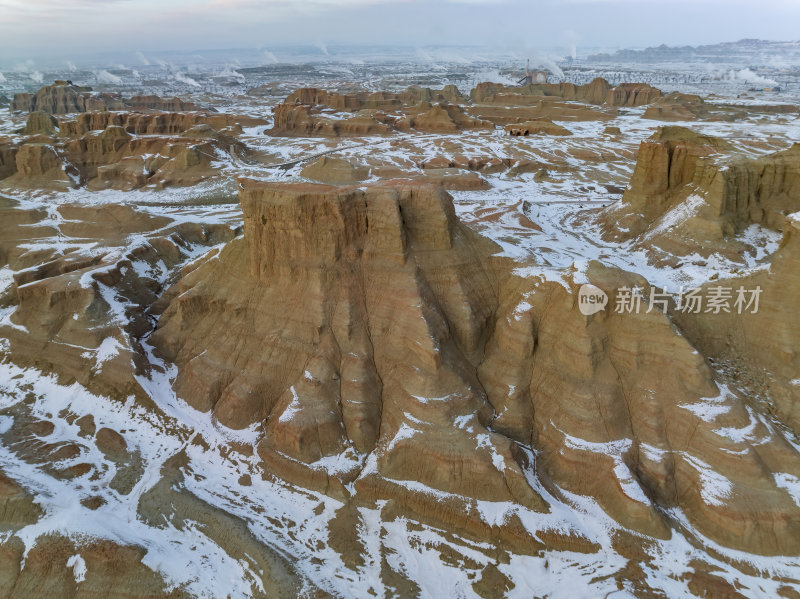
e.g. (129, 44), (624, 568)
(675, 213), (800, 434)
(148, 179), (800, 556)
(300, 156), (370, 184)
(23, 111), (58, 135)
(605, 82), (663, 106)
(505, 119), (572, 136)
(601, 127), (800, 249)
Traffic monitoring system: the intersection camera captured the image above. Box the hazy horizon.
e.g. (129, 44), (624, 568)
(0, 0), (798, 68)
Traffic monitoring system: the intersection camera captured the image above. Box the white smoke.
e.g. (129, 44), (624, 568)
(29, 71), (43, 83)
(263, 50), (278, 63)
(530, 52), (565, 80)
(0, 72), (6, 83)
(135, 51), (151, 66)
(727, 68), (778, 88)
(564, 29), (580, 61)
(96, 69), (122, 85)
(65, 60), (77, 72)
(315, 42), (329, 56)
(175, 72), (200, 87)
(471, 69), (519, 87)
(219, 66), (245, 81)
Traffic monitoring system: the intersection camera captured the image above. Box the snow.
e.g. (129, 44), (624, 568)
(1, 62), (800, 598)
(277, 387), (301, 423)
(645, 194), (706, 237)
(682, 454), (733, 507)
(66, 554), (87, 583)
(774, 473), (800, 508)
(556, 426), (650, 505)
(713, 405), (760, 444)
(679, 383), (734, 422)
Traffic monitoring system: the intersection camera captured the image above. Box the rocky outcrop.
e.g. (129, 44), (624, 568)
(643, 92), (712, 121)
(10, 82), (210, 115)
(126, 95), (206, 112)
(270, 104), (392, 137)
(56, 111), (265, 137)
(284, 85), (467, 112)
(10, 81), (124, 114)
(0, 201), (238, 403)
(0, 143), (18, 180)
(0, 535), (188, 598)
(149, 180), (800, 556)
(270, 87), (486, 137)
(150, 181), (549, 533)
(300, 156), (370, 184)
(600, 127), (800, 253)
(605, 82), (663, 106)
(471, 77), (661, 107)
(395, 103), (493, 133)
(675, 212), (800, 434)
(505, 119), (572, 136)
(1, 115), (249, 191)
(23, 111), (58, 135)
(467, 101), (616, 125)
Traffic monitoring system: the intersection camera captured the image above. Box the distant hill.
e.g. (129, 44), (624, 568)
(587, 39), (800, 63)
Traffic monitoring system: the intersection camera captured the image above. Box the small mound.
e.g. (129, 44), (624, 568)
(300, 156), (370, 185)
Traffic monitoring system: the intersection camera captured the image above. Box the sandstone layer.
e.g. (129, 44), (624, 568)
(470, 77), (662, 107)
(675, 212), (800, 434)
(10, 82), (210, 115)
(600, 126), (800, 255)
(149, 180), (800, 557)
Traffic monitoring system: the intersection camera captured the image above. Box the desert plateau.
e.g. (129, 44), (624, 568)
(1, 3), (800, 597)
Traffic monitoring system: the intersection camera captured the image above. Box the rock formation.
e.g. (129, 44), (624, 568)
(270, 104), (392, 137)
(643, 92), (713, 121)
(10, 82), (211, 115)
(269, 87), (488, 137)
(126, 95), (206, 112)
(605, 82), (664, 106)
(10, 81), (124, 114)
(470, 77), (661, 107)
(395, 103), (493, 133)
(56, 111), (265, 137)
(600, 126), (800, 253)
(300, 156), (370, 184)
(675, 212), (800, 434)
(0, 201), (238, 402)
(148, 180), (800, 557)
(505, 119), (572, 136)
(22, 111), (58, 135)
(0, 117), (249, 191)
(284, 85), (467, 112)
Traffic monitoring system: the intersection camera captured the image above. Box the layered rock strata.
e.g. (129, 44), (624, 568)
(600, 126), (800, 252)
(149, 180), (800, 556)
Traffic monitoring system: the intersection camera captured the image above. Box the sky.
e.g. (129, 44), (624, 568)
(0, 0), (798, 65)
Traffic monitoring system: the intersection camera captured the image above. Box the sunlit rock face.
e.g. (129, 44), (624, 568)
(150, 179), (800, 558)
(2, 70), (800, 597)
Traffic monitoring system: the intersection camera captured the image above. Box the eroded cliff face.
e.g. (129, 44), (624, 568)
(10, 82), (208, 115)
(149, 180), (800, 557)
(10, 81), (125, 114)
(0, 120), (250, 192)
(675, 213), (800, 434)
(270, 96), (491, 137)
(600, 126), (800, 256)
(470, 78), (662, 107)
